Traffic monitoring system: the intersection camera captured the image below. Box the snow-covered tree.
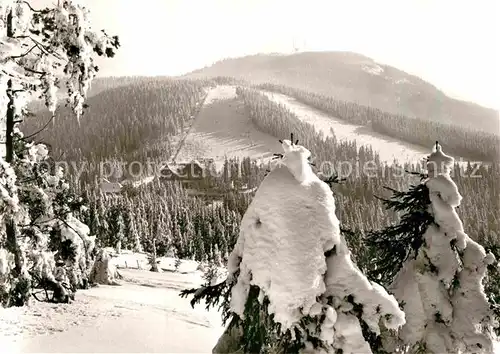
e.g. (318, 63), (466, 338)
(125, 203), (142, 253)
(182, 137), (405, 353)
(0, 129), (96, 305)
(147, 238), (160, 273)
(368, 142), (497, 354)
(114, 212), (124, 254)
(0, 0), (118, 306)
(1, 0), (118, 129)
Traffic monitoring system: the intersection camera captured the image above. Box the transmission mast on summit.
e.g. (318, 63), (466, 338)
(292, 37), (306, 53)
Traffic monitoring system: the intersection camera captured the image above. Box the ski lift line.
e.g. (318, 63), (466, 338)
(171, 91), (210, 164)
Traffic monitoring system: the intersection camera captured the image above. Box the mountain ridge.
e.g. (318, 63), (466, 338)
(183, 51), (498, 133)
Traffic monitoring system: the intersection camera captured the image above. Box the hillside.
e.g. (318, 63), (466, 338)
(22, 79), (211, 164)
(184, 52), (499, 133)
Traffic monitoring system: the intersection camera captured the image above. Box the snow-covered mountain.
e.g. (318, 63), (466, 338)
(184, 51), (498, 133)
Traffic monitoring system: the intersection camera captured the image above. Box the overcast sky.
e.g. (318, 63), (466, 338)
(44, 0), (500, 109)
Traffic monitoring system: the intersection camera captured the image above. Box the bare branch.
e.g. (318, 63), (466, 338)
(9, 44), (37, 59)
(21, 1), (45, 13)
(30, 37), (64, 60)
(12, 35), (64, 61)
(18, 115), (55, 141)
(21, 65), (47, 76)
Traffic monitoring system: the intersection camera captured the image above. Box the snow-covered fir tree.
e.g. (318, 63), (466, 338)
(1, 130), (96, 305)
(182, 137), (406, 353)
(125, 201), (142, 253)
(0, 0), (118, 306)
(368, 142), (497, 354)
(114, 212), (124, 254)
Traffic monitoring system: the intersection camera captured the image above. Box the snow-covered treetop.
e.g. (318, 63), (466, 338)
(0, 0), (119, 119)
(228, 138), (340, 329)
(275, 139), (315, 184)
(426, 141), (454, 177)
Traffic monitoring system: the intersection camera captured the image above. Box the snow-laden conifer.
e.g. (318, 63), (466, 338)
(370, 142), (497, 354)
(183, 136), (405, 353)
(0, 0), (118, 306)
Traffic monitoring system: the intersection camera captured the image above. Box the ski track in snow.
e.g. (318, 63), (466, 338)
(175, 85), (281, 170)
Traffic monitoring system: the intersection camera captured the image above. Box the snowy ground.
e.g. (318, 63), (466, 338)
(175, 85), (281, 170)
(0, 251), (225, 353)
(1, 255), (498, 353)
(0, 232), (498, 354)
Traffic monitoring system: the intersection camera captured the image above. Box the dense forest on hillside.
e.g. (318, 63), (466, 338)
(235, 88), (500, 254)
(20, 77), (499, 261)
(22, 76), (245, 189)
(21, 76), (497, 324)
(70, 83), (499, 279)
(76, 157), (268, 264)
(23, 75), (499, 194)
(257, 83), (500, 161)
(24, 79), (207, 189)
(24, 79), (208, 162)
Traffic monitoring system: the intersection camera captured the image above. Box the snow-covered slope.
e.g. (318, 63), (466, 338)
(260, 91), (438, 165)
(0, 225), (498, 353)
(263, 90), (480, 167)
(0, 254), (225, 353)
(172, 86), (475, 170)
(175, 85), (281, 170)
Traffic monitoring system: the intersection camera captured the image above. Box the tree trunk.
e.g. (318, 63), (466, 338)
(212, 317), (244, 354)
(5, 9), (23, 283)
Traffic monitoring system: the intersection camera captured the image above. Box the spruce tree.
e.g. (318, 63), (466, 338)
(181, 136), (405, 353)
(115, 212), (124, 254)
(1, 130), (96, 305)
(0, 0), (118, 306)
(126, 204), (142, 253)
(367, 142), (497, 354)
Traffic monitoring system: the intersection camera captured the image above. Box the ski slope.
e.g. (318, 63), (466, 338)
(175, 85), (280, 170)
(179, 86), (474, 168)
(261, 90), (451, 165)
